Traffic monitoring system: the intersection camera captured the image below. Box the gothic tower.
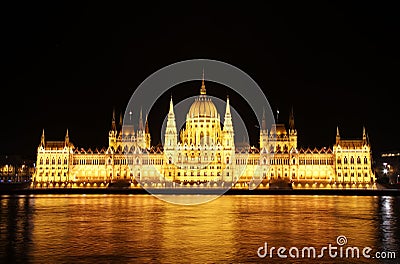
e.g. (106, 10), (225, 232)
(145, 114), (151, 149)
(288, 107), (297, 150)
(164, 96), (178, 152)
(259, 109), (268, 150)
(108, 109), (117, 150)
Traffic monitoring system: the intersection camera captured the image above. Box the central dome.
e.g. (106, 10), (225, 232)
(187, 77), (218, 118)
(188, 95), (218, 118)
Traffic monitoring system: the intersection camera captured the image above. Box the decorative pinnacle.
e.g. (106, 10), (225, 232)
(200, 68), (206, 95)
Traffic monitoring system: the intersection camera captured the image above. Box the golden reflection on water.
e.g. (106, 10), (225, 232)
(0, 194), (399, 263)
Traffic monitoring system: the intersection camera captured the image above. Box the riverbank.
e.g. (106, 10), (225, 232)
(1, 187), (400, 196)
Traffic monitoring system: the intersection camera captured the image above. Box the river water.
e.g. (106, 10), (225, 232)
(0, 194), (399, 263)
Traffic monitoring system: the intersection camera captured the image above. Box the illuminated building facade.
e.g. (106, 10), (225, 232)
(34, 79), (376, 188)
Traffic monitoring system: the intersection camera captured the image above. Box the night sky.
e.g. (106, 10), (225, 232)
(2, 2), (399, 161)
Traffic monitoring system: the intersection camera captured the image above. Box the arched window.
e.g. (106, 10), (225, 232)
(51, 158), (55, 165)
(58, 158), (61, 165)
(344, 157), (348, 164)
(40, 158), (43, 165)
(364, 157), (368, 164)
(63, 158), (67, 165)
(350, 156), (354, 164)
(357, 156), (361, 164)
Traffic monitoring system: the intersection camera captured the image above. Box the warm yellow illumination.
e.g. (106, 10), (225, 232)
(32, 79), (375, 189)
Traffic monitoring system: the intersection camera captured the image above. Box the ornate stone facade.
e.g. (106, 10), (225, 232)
(34, 79), (375, 188)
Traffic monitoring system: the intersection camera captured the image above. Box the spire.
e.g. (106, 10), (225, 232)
(111, 108), (117, 131)
(223, 96), (233, 132)
(363, 126), (367, 142)
(145, 114), (149, 133)
(65, 129), (69, 146)
(336, 126), (340, 144)
(40, 129), (45, 146)
(261, 108), (267, 131)
(165, 95), (177, 149)
(200, 68), (206, 95)
(119, 112), (123, 127)
(169, 96), (174, 115)
(289, 107), (295, 130)
(139, 107), (144, 131)
(225, 95), (231, 115)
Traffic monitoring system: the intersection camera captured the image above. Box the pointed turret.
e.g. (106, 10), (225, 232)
(223, 96), (233, 132)
(362, 126), (367, 144)
(259, 109), (268, 150)
(200, 68), (206, 95)
(65, 129), (69, 146)
(145, 114), (151, 149)
(289, 107), (295, 131)
(288, 107), (297, 150)
(336, 126), (340, 144)
(111, 108), (117, 131)
(109, 108), (118, 149)
(136, 107), (146, 148)
(138, 107), (144, 131)
(165, 96), (177, 150)
(168, 96), (175, 119)
(223, 96), (234, 149)
(40, 129), (45, 147)
(145, 114), (150, 134)
(261, 108), (267, 131)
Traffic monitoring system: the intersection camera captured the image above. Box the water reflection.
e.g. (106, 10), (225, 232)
(0, 195), (34, 263)
(375, 196), (400, 259)
(0, 194), (398, 263)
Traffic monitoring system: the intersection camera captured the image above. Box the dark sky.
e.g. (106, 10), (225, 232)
(1, 2), (399, 160)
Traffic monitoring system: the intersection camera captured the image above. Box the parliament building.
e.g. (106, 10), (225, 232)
(33, 79), (376, 189)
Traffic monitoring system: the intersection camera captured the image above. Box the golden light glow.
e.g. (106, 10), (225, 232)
(33, 80), (376, 189)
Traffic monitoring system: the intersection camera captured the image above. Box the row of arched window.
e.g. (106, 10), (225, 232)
(337, 156), (368, 165)
(39, 157), (68, 165)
